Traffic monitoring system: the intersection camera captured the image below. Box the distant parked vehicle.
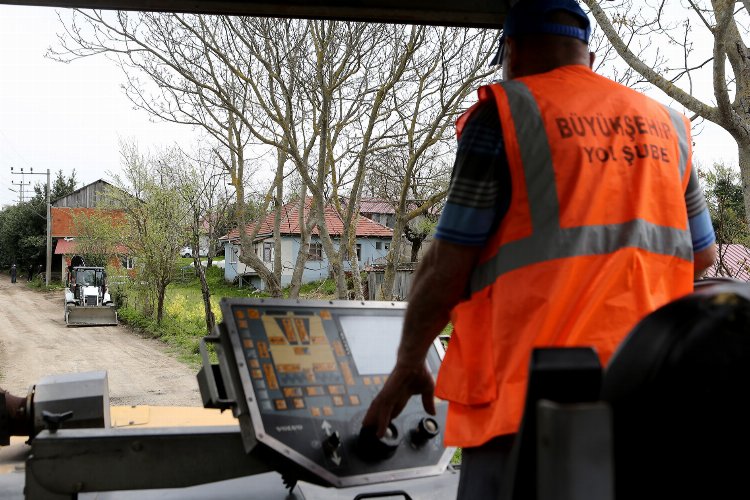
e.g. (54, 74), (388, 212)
(179, 245), (209, 258)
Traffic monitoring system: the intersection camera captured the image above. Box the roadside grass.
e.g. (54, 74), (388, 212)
(26, 275), (65, 292)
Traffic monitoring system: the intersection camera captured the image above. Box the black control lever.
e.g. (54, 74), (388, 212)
(411, 417), (440, 446)
(42, 410), (74, 434)
(357, 424), (402, 461)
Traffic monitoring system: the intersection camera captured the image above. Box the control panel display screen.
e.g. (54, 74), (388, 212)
(339, 315), (401, 376)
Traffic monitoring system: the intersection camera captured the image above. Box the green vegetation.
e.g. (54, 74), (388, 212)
(0, 170), (78, 270)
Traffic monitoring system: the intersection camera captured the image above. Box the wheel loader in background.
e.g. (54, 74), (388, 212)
(64, 264), (118, 326)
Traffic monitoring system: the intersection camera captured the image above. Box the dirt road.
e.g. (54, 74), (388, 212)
(0, 278), (201, 406)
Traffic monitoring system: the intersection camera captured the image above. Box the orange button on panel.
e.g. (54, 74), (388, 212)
(373, 376), (382, 385)
(332, 340), (346, 357)
(295, 319), (310, 343)
(251, 369), (263, 379)
(320, 310), (331, 320)
(327, 385), (345, 395)
(323, 406), (333, 416)
(349, 394), (360, 406)
(283, 387), (303, 398)
(234, 309), (246, 320)
(311, 407), (321, 417)
(306, 386), (325, 397)
(332, 396), (344, 407)
(282, 318), (298, 344)
(249, 359), (260, 369)
(257, 341), (270, 358)
(248, 308), (260, 319)
(341, 361), (355, 386)
(263, 364), (279, 390)
(243, 339), (255, 349)
(313, 362), (336, 372)
(363, 377), (372, 386)
(238, 320), (248, 329)
(292, 398), (306, 409)
(275, 399), (288, 411)
(277, 364), (302, 373)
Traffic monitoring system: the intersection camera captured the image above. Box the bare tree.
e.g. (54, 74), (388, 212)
(51, 11), (288, 296)
(376, 27), (496, 300)
(51, 14), (496, 300)
(583, 1), (750, 226)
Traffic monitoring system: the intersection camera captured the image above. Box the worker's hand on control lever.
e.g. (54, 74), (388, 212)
(362, 362), (436, 439)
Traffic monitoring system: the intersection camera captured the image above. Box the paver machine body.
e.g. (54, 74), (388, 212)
(64, 264), (118, 326)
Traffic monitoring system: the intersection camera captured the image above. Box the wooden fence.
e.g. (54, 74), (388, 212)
(366, 263), (416, 301)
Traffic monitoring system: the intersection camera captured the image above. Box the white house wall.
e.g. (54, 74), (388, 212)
(224, 235), (391, 291)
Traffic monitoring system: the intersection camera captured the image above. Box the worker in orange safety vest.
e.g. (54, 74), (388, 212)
(362, 0), (717, 498)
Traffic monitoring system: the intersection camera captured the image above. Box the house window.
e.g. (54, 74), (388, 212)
(375, 241), (382, 250)
(120, 256), (134, 270)
(306, 242), (323, 261)
(385, 243), (390, 250)
(343, 244), (362, 261)
(263, 242), (273, 262)
(230, 246), (239, 264)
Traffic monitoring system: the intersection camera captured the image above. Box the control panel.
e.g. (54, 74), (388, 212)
(199, 298), (452, 488)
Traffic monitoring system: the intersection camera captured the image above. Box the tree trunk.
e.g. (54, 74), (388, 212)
(380, 216), (406, 300)
(156, 283), (166, 324)
(410, 239), (422, 263)
(738, 139), (750, 230)
(273, 148), (285, 288)
(193, 255), (215, 333)
(289, 193), (313, 298)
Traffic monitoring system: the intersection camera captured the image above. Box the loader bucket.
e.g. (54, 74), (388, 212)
(66, 306), (118, 327)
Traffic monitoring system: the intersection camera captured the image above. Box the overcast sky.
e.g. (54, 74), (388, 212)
(0, 5), (740, 209)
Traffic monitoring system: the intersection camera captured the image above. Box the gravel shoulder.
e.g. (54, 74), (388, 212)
(0, 277), (201, 406)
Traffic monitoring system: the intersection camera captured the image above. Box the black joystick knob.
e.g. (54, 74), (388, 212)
(357, 423), (402, 461)
(323, 430), (342, 456)
(411, 417), (440, 446)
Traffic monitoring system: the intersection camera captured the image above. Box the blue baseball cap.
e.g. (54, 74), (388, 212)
(489, 0), (591, 66)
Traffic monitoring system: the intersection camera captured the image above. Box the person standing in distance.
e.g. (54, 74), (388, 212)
(362, 0), (716, 498)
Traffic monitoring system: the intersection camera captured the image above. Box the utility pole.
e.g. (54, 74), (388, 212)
(10, 167), (52, 286)
(10, 174), (31, 203)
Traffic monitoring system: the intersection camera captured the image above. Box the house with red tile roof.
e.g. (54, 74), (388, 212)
(219, 199), (393, 289)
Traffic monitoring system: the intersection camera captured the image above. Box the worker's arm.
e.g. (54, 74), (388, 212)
(362, 240), (483, 437)
(694, 243), (716, 279)
(684, 169), (716, 279)
(1, 387), (29, 436)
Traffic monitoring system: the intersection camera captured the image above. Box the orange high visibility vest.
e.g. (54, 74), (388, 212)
(434, 65), (694, 448)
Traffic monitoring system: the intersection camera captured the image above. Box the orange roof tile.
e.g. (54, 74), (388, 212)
(221, 199), (392, 242)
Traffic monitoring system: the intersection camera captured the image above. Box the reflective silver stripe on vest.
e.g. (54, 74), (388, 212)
(469, 82), (692, 294)
(662, 105), (689, 181)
